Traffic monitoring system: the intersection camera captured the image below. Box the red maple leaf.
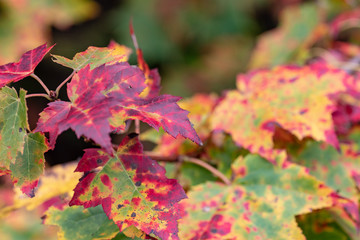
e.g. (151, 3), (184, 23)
(0, 43), (54, 87)
(35, 62), (201, 153)
(70, 135), (186, 240)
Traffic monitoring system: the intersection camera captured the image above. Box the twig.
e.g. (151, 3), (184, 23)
(135, 119), (140, 134)
(180, 156), (231, 185)
(144, 151), (231, 185)
(30, 73), (50, 95)
(26, 93), (52, 101)
(55, 70), (75, 97)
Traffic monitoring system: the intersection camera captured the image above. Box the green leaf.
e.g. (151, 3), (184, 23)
(45, 205), (120, 240)
(249, 3), (323, 69)
(0, 87), (28, 168)
(179, 154), (337, 239)
(52, 41), (131, 71)
(292, 141), (357, 200)
(10, 132), (49, 197)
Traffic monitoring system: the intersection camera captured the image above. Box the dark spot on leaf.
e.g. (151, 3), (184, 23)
(131, 212), (136, 218)
(117, 204), (124, 209)
(28, 189), (35, 198)
(135, 181), (141, 187)
(128, 132), (139, 139)
(299, 109), (308, 115)
(131, 162), (137, 170)
(211, 228), (217, 233)
(149, 165), (157, 174)
(19, 128), (22, 132)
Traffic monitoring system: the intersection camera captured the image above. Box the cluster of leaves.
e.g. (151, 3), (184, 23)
(2, 2), (360, 240)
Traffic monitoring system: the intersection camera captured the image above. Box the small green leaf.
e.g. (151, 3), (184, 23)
(10, 132), (49, 197)
(0, 87), (28, 167)
(45, 205), (120, 240)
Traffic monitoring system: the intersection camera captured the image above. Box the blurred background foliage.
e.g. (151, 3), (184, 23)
(1, 0), (360, 238)
(0, 0), (358, 175)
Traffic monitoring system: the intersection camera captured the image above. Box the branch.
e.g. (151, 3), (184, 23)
(26, 93), (52, 101)
(144, 151), (231, 185)
(30, 73), (50, 95)
(180, 156), (231, 185)
(55, 70), (75, 97)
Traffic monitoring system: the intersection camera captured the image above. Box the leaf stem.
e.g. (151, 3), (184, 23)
(135, 119), (140, 134)
(30, 73), (50, 95)
(25, 93), (52, 101)
(55, 70), (75, 97)
(144, 151), (231, 185)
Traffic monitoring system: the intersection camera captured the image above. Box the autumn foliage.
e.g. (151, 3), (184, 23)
(2, 2), (360, 240)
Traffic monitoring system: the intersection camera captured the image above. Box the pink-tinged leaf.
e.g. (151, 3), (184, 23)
(52, 41), (132, 71)
(35, 93), (113, 154)
(330, 8), (360, 37)
(179, 155), (338, 239)
(70, 135), (186, 240)
(67, 63), (146, 102)
(142, 93), (218, 157)
(111, 94), (202, 146)
(211, 63), (347, 162)
(0, 44), (53, 87)
(35, 62), (146, 153)
(332, 102), (360, 136)
(36, 61), (200, 152)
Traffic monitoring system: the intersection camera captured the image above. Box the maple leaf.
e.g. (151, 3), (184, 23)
(0, 44), (53, 87)
(179, 154), (337, 239)
(35, 62), (201, 152)
(0, 87), (28, 167)
(142, 94), (217, 157)
(52, 41), (132, 71)
(35, 62), (145, 153)
(293, 141), (358, 201)
(0, 87), (49, 197)
(291, 140), (360, 229)
(249, 3), (326, 69)
(45, 205), (121, 240)
(45, 205), (149, 240)
(69, 135), (186, 240)
(10, 132), (48, 197)
(8, 162), (82, 215)
(211, 63), (348, 162)
(110, 94), (201, 145)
